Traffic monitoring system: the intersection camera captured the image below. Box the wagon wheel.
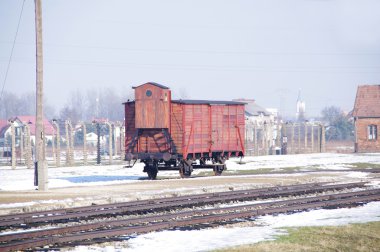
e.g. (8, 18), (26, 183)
(217, 156), (227, 171)
(146, 165), (158, 180)
(199, 158), (206, 166)
(179, 161), (192, 178)
(213, 164), (225, 176)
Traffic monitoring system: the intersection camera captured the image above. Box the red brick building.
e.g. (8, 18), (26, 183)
(352, 85), (380, 153)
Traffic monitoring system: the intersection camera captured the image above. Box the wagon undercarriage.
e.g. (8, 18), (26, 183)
(140, 156), (228, 180)
(134, 151), (243, 179)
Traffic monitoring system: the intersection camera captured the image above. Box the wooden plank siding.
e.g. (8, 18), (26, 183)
(170, 103), (183, 154)
(182, 104), (211, 156)
(135, 83), (171, 129)
(138, 130), (169, 153)
(124, 102), (137, 153)
(125, 101), (170, 154)
(210, 105), (245, 153)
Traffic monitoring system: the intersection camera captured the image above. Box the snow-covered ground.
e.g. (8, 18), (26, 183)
(226, 152), (380, 171)
(1, 153), (380, 251)
(1, 153), (379, 192)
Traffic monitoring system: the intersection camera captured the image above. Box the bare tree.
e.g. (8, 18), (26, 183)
(99, 88), (123, 121)
(69, 90), (87, 121)
(321, 106), (354, 141)
(0, 91), (56, 120)
(85, 89), (99, 120)
(1, 91), (19, 119)
(59, 105), (80, 125)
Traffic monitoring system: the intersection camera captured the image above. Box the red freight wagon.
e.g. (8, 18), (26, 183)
(124, 82), (245, 179)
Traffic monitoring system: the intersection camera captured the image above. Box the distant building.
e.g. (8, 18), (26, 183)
(296, 90), (306, 121)
(234, 99), (279, 155)
(234, 99), (274, 125)
(352, 85), (380, 153)
(0, 116), (56, 146)
(86, 132), (99, 146)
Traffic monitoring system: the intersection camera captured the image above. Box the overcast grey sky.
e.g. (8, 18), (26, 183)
(1, 0), (379, 118)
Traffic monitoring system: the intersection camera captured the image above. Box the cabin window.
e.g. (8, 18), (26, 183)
(146, 90), (152, 97)
(368, 125), (377, 140)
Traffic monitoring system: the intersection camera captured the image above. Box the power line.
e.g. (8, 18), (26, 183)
(0, 0), (26, 104)
(1, 40), (380, 56)
(1, 56), (380, 74)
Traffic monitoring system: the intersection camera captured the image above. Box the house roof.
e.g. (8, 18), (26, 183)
(172, 100), (246, 105)
(132, 82), (169, 90)
(352, 85), (380, 117)
(234, 99), (271, 116)
(14, 116), (56, 136)
(0, 120), (8, 137)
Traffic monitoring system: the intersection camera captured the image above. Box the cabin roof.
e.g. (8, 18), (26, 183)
(172, 99), (246, 105)
(132, 82), (170, 90)
(353, 85), (380, 117)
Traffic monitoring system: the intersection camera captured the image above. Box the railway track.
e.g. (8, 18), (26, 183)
(0, 182), (364, 227)
(0, 182), (378, 251)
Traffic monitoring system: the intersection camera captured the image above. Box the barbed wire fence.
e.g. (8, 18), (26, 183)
(245, 122), (326, 156)
(1, 120), (328, 167)
(0, 120), (125, 167)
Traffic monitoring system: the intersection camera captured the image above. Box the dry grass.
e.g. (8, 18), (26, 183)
(214, 222), (380, 252)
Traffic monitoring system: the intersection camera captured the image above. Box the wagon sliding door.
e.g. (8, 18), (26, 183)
(183, 104), (211, 158)
(211, 105), (245, 154)
(210, 105), (223, 152)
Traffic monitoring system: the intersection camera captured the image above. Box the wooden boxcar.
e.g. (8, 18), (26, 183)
(124, 82), (245, 179)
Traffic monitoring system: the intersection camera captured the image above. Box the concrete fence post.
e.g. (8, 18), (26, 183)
(105, 121), (113, 164)
(52, 131), (56, 164)
(317, 124), (321, 153)
(321, 124), (326, 153)
(298, 123), (301, 154)
(254, 124), (258, 156)
(65, 120), (74, 165)
(291, 123), (295, 154)
(304, 122), (308, 153)
(10, 121), (16, 169)
(52, 120), (60, 167)
(20, 126), (24, 165)
(114, 124), (118, 158)
(311, 124), (314, 153)
(120, 125), (125, 161)
(24, 124), (33, 169)
(82, 122), (87, 165)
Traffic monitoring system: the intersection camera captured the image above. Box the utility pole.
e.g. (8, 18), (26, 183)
(35, 0), (47, 191)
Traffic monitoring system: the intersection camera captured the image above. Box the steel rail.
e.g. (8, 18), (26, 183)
(0, 188), (379, 244)
(0, 189), (379, 252)
(0, 182), (326, 222)
(0, 182), (366, 227)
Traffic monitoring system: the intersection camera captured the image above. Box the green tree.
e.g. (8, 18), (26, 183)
(321, 106), (354, 141)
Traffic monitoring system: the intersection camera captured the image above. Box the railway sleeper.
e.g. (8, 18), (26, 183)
(0, 182), (368, 229)
(9, 194), (380, 251)
(1, 191), (379, 251)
